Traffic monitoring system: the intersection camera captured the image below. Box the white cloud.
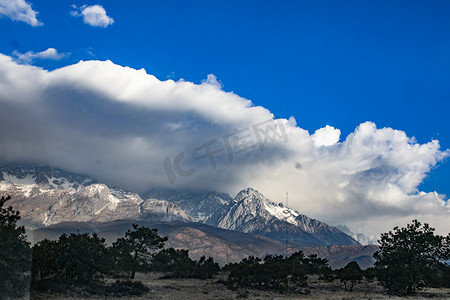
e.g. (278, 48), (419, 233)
(312, 125), (340, 146)
(201, 74), (222, 88)
(0, 53), (448, 236)
(71, 4), (114, 28)
(0, 0), (42, 26)
(12, 48), (68, 64)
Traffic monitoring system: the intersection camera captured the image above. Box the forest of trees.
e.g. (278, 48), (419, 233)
(1, 195), (450, 298)
(1, 196), (220, 297)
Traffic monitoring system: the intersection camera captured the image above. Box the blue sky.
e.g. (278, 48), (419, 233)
(3, 0), (448, 194)
(0, 0), (449, 233)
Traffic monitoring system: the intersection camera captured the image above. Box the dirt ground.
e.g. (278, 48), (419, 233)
(29, 272), (450, 300)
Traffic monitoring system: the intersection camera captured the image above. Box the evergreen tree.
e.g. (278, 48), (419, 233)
(374, 219), (450, 295)
(56, 232), (110, 283)
(31, 232), (110, 285)
(111, 224), (167, 279)
(228, 253), (309, 292)
(0, 196), (31, 299)
(152, 247), (196, 276)
(337, 261), (363, 292)
(31, 239), (59, 282)
(195, 256), (220, 279)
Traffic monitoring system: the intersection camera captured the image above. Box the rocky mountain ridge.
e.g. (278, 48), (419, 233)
(0, 165), (192, 228)
(142, 189), (233, 226)
(1, 165), (361, 248)
(214, 188), (360, 247)
(143, 187), (360, 247)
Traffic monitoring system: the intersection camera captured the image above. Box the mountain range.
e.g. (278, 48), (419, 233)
(0, 165), (377, 266)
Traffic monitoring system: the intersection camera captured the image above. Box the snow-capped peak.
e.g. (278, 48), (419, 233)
(82, 183), (109, 197)
(80, 184), (121, 212)
(232, 187), (299, 226)
(217, 188), (360, 247)
(0, 165), (96, 191)
(263, 201), (299, 226)
(0, 165), (193, 227)
(234, 187), (264, 202)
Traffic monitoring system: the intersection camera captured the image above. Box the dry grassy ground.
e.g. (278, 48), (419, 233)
(29, 272), (450, 300)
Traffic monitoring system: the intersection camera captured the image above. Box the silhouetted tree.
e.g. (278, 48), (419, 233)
(153, 248), (190, 271)
(31, 239), (59, 282)
(111, 224), (167, 279)
(32, 232), (110, 285)
(0, 196), (31, 298)
(303, 253), (332, 279)
(58, 232), (109, 282)
(241, 255), (262, 265)
(195, 256), (220, 279)
(152, 247), (196, 276)
(374, 219), (450, 295)
(228, 253), (309, 292)
(222, 256), (260, 272)
(337, 261), (363, 291)
(153, 248), (220, 279)
(363, 267), (376, 282)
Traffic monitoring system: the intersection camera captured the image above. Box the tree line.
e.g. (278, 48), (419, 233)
(224, 219), (450, 295)
(1, 196), (220, 298)
(1, 195), (450, 298)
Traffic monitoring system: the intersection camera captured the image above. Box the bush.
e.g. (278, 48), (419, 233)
(108, 280), (150, 296)
(32, 279), (150, 297)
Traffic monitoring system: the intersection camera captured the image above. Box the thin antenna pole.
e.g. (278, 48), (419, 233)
(285, 192), (289, 292)
(285, 192), (288, 257)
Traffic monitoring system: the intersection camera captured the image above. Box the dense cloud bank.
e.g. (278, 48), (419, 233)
(0, 54), (448, 235)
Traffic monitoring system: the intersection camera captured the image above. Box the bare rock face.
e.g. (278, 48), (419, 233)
(42, 184), (143, 225)
(0, 166), (192, 228)
(141, 199), (193, 222)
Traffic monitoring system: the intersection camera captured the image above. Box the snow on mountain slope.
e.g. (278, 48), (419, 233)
(217, 188), (360, 247)
(148, 187), (361, 247)
(0, 165), (361, 247)
(0, 165), (192, 228)
(0, 165), (96, 189)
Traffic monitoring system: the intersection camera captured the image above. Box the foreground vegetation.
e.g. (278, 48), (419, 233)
(1, 195), (450, 299)
(30, 272), (450, 300)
